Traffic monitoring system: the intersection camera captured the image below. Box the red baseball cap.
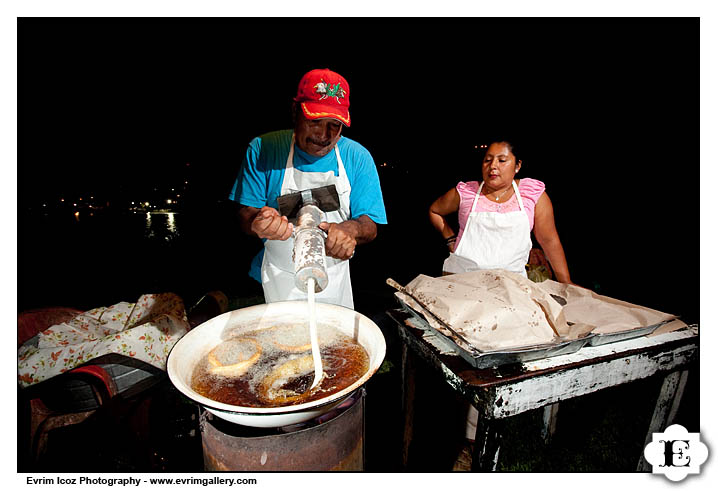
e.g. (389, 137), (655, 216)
(294, 68), (351, 127)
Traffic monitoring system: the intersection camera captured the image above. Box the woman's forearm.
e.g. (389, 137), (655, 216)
(429, 188), (460, 241)
(429, 210), (455, 239)
(533, 192), (572, 284)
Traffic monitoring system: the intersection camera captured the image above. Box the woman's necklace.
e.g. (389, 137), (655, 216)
(486, 184), (513, 202)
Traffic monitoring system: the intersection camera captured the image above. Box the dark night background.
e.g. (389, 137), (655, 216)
(17, 17), (699, 324)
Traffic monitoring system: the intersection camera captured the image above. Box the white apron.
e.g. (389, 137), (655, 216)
(442, 180), (532, 277)
(260, 135), (354, 309)
(441, 179), (532, 440)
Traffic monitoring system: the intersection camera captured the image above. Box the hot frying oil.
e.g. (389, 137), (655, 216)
(191, 332), (369, 408)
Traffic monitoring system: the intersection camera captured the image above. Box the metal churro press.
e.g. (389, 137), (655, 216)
(277, 185), (341, 294)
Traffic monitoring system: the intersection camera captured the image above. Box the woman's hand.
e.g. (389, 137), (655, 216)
(528, 248), (553, 279)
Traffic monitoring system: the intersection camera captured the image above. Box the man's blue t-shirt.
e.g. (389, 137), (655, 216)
(229, 129), (388, 282)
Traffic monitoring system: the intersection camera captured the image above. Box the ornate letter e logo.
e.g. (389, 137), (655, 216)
(644, 424), (708, 482)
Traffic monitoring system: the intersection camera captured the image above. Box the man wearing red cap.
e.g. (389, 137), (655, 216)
(229, 69), (387, 309)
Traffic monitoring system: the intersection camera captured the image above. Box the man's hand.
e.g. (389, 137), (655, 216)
(319, 221), (357, 260)
(249, 206), (293, 241)
(318, 216), (377, 260)
(238, 205), (378, 259)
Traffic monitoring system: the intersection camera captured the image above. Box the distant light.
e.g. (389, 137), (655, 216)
(60, 198), (64, 202)
(167, 199), (172, 204)
(145, 202), (150, 207)
(131, 201), (135, 205)
(74, 211), (80, 217)
(73, 203), (77, 207)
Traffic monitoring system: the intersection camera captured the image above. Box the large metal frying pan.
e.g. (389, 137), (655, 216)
(167, 301), (386, 428)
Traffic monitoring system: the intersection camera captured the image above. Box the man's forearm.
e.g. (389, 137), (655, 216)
(237, 205), (261, 236)
(349, 215), (378, 244)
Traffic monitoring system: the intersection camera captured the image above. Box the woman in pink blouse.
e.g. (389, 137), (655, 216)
(429, 139), (573, 284)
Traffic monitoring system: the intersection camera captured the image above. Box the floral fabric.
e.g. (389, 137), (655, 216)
(18, 293), (190, 388)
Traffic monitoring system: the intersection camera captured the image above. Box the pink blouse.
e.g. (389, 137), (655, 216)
(455, 178), (546, 246)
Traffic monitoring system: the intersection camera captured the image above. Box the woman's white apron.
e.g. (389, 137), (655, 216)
(442, 179), (532, 439)
(442, 180), (532, 277)
(260, 135), (354, 309)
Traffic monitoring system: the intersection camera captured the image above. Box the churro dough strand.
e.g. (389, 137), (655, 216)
(207, 337), (262, 378)
(307, 277), (323, 389)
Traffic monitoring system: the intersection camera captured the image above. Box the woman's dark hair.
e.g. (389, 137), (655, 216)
(482, 139), (522, 163)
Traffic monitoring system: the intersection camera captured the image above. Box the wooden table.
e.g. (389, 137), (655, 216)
(388, 308), (699, 471)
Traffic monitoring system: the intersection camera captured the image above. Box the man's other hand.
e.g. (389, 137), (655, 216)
(251, 206), (293, 241)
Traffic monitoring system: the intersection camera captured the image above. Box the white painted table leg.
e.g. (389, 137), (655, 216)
(636, 370), (689, 471)
(471, 417), (504, 471)
(541, 403), (560, 444)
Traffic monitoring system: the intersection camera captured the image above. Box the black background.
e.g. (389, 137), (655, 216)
(17, 18), (699, 323)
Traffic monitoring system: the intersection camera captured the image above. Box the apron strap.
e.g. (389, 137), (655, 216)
(512, 180), (525, 212)
(334, 145), (349, 221)
(471, 182), (484, 213)
(282, 133), (297, 191)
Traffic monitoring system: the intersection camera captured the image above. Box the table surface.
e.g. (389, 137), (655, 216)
(389, 308), (699, 418)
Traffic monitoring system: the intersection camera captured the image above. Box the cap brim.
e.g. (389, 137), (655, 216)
(300, 102), (351, 127)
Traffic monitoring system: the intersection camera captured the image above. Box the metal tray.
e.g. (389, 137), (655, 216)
(396, 296), (594, 369)
(586, 321), (670, 346)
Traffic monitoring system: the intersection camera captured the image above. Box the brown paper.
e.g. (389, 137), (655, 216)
(535, 280), (676, 334)
(399, 270), (678, 352)
(404, 271), (567, 351)
(648, 318), (688, 336)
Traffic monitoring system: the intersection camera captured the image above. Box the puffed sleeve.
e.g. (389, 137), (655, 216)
(519, 178), (546, 206)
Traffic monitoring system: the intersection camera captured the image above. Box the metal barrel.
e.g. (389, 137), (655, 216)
(200, 390), (365, 471)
